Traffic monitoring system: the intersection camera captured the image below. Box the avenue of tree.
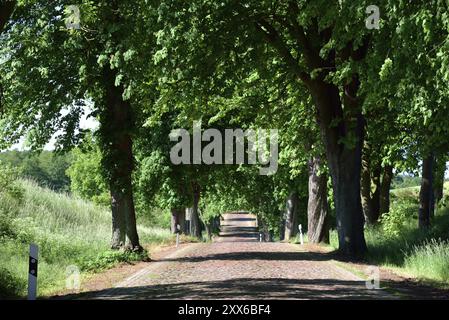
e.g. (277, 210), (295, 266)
(0, 0), (448, 257)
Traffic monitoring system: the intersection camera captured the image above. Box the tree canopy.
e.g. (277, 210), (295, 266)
(0, 0), (448, 258)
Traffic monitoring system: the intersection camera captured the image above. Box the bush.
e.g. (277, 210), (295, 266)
(380, 200), (416, 238)
(0, 267), (26, 299)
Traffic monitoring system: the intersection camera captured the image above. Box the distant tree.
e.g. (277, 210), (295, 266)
(0, 150), (71, 192)
(66, 142), (109, 206)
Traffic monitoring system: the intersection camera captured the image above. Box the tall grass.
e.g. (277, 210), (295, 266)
(0, 180), (173, 298)
(404, 239), (449, 283)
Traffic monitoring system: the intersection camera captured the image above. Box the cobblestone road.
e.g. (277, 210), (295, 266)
(77, 212), (395, 299)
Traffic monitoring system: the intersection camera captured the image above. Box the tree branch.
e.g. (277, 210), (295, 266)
(254, 19), (311, 86)
(284, 1), (326, 70)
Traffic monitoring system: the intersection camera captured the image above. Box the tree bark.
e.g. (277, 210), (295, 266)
(171, 208), (186, 234)
(190, 183), (202, 238)
(205, 216), (220, 239)
(361, 142), (381, 224)
(433, 156), (446, 211)
(419, 153), (434, 228)
(185, 208), (192, 235)
(100, 64), (141, 251)
(279, 218), (285, 241)
(361, 144), (374, 224)
(284, 192), (299, 241)
(99, 1), (141, 251)
(379, 165), (393, 215)
(371, 164), (381, 219)
(124, 193), (140, 251)
(309, 81), (367, 257)
(307, 156), (330, 244)
(111, 189), (126, 249)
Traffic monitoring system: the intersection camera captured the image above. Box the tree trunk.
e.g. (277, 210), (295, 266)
(257, 10), (369, 256)
(205, 222), (212, 240)
(379, 165), (393, 215)
(205, 216), (220, 240)
(190, 183), (202, 238)
(361, 144), (374, 224)
(124, 193), (140, 251)
(213, 216), (221, 236)
(171, 208), (186, 234)
(361, 142), (381, 224)
(259, 222), (272, 242)
(310, 81), (367, 257)
(185, 208), (192, 235)
(419, 153), (434, 228)
(433, 156), (446, 211)
(307, 156), (330, 244)
(100, 65), (141, 251)
(284, 192), (299, 241)
(111, 189), (126, 249)
(279, 218), (285, 241)
(371, 164), (381, 220)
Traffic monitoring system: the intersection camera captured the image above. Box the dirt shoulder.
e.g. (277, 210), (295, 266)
(48, 242), (196, 298)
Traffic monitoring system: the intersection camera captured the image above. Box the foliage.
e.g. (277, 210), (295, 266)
(0, 162), (24, 239)
(391, 175), (422, 190)
(0, 151), (72, 192)
(0, 267), (26, 299)
(66, 143), (109, 206)
(379, 202), (416, 238)
(0, 0), (448, 262)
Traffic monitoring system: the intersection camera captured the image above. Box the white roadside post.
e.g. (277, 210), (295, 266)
(176, 224), (181, 247)
(298, 224), (304, 245)
(28, 243), (38, 300)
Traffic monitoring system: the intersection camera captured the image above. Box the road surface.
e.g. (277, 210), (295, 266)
(74, 212), (393, 299)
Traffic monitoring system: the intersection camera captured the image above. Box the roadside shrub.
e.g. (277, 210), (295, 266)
(0, 267), (26, 299)
(380, 201), (415, 238)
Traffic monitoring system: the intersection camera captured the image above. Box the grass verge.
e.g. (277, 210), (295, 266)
(0, 180), (174, 299)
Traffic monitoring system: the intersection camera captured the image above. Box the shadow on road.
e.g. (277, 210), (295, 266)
(158, 250), (334, 263)
(58, 277), (382, 300)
